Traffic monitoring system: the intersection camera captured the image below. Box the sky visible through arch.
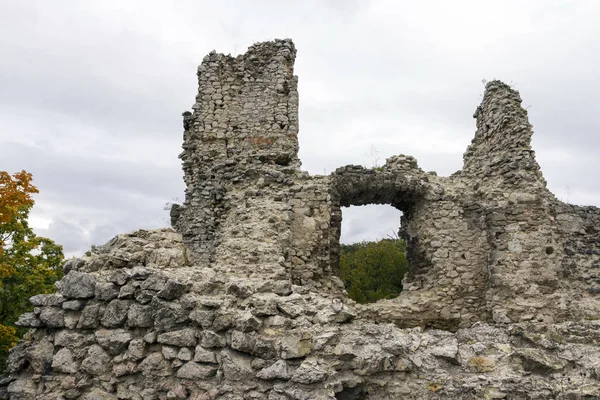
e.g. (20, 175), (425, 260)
(1, 0), (599, 256)
(341, 205), (403, 245)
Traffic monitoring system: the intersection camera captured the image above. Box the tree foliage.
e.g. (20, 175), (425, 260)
(339, 238), (408, 304)
(0, 170), (64, 371)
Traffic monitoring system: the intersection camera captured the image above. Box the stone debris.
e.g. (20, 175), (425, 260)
(2, 39), (600, 399)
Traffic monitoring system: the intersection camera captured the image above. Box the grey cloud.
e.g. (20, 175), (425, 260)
(38, 215), (145, 257)
(0, 0), (598, 253)
(341, 205), (402, 244)
(36, 218), (90, 255)
(1, 140), (182, 255)
(1, 141), (183, 201)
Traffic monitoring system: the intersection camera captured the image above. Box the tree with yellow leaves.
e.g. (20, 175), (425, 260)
(0, 171), (64, 371)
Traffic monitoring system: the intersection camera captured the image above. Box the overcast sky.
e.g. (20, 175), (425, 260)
(1, 0), (599, 256)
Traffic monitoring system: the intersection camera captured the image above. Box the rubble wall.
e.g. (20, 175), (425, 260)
(2, 39), (600, 399)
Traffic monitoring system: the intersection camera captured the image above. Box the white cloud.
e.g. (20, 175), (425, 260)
(341, 205), (402, 244)
(1, 0), (599, 253)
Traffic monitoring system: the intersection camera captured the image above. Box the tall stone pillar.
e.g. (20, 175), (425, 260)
(463, 81), (560, 323)
(174, 40), (300, 267)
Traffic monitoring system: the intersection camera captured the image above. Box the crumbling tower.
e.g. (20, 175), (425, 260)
(174, 40), (335, 290)
(462, 82), (564, 324)
(175, 39), (300, 265)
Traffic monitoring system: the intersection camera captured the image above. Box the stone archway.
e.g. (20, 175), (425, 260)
(329, 158), (429, 278)
(327, 157), (491, 330)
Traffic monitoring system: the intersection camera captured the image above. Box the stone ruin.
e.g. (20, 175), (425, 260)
(2, 39), (600, 399)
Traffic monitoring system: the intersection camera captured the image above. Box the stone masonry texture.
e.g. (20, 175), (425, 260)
(2, 39), (600, 399)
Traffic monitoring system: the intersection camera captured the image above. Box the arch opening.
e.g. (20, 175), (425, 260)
(328, 166), (426, 291)
(336, 204), (408, 304)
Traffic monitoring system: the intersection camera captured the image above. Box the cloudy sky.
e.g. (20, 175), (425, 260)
(1, 0), (599, 256)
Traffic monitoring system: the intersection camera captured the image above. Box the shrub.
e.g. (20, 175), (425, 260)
(339, 238), (407, 303)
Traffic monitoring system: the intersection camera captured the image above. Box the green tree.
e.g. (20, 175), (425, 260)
(339, 238), (407, 304)
(0, 171), (64, 371)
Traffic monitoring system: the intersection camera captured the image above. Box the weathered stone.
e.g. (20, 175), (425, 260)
(280, 335), (312, 359)
(237, 312), (262, 332)
(291, 359), (328, 384)
(30, 293), (65, 307)
(189, 309), (214, 329)
(514, 348), (564, 372)
(7, 338), (53, 375)
(83, 388), (118, 400)
(226, 281), (251, 298)
(15, 312), (42, 328)
(61, 271), (96, 299)
(212, 311), (234, 332)
(152, 299), (188, 331)
(39, 307), (65, 327)
(141, 274), (167, 291)
(138, 352), (171, 377)
(54, 330), (90, 348)
(193, 346), (217, 364)
(157, 328), (197, 347)
(177, 347), (193, 361)
(127, 303), (153, 327)
(63, 312), (78, 330)
(256, 360), (292, 380)
(78, 303), (101, 328)
(95, 282), (119, 301)
(7, 379), (37, 399)
(127, 339), (146, 360)
(220, 349), (253, 381)
(101, 299), (131, 328)
(51, 348), (78, 374)
(108, 269), (131, 286)
(333, 306), (356, 323)
(81, 345), (111, 375)
(131, 266), (152, 280)
(135, 290), (154, 304)
(62, 299), (86, 310)
(118, 281), (137, 299)
(94, 329), (133, 355)
(250, 295), (279, 316)
(176, 362), (217, 379)
(197, 297), (222, 308)
(157, 279), (187, 300)
(143, 331), (157, 344)
(254, 337), (278, 359)
(161, 345), (178, 360)
(230, 330), (255, 354)
(431, 336), (460, 365)
(200, 331), (226, 348)
(113, 361), (136, 377)
(277, 302), (304, 319)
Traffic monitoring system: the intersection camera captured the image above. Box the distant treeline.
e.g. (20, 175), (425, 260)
(339, 238), (407, 304)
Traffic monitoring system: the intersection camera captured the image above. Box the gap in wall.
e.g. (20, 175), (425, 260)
(340, 204), (402, 244)
(339, 204), (407, 304)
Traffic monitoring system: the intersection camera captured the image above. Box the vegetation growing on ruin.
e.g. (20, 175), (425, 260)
(340, 238), (408, 303)
(0, 171), (64, 371)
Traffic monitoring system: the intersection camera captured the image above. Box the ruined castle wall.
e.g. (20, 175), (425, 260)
(330, 158), (491, 329)
(4, 230), (600, 400)
(554, 203), (600, 316)
(3, 40), (600, 400)
(462, 82), (546, 189)
(177, 46), (600, 332)
(174, 39), (343, 296)
(456, 82), (597, 324)
(558, 204), (600, 294)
